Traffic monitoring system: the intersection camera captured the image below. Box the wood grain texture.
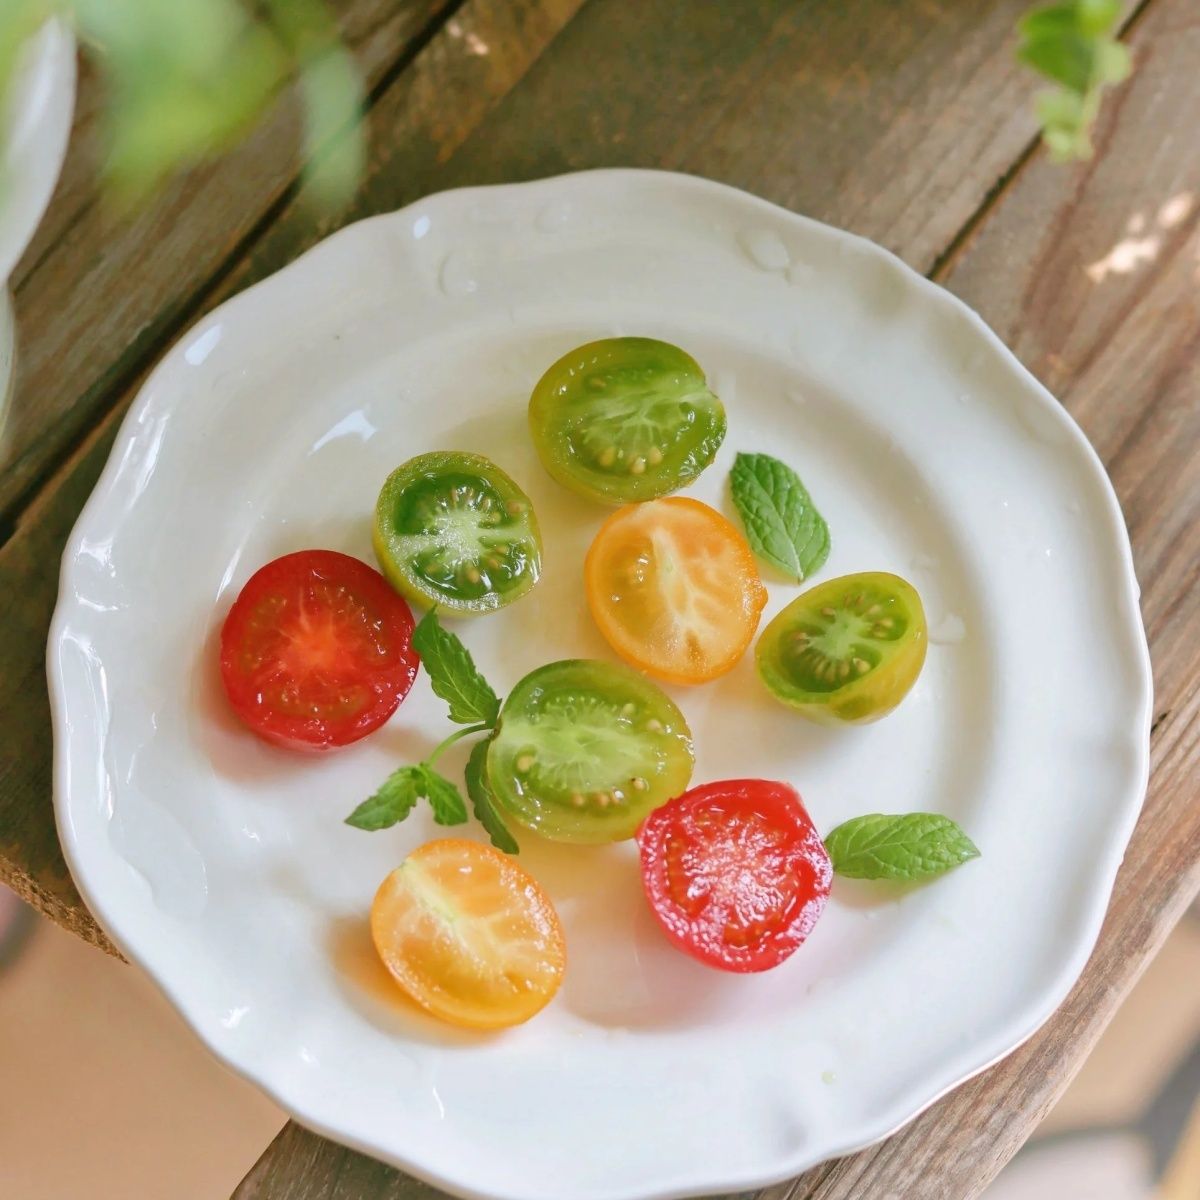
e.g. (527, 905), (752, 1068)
(0, 0), (457, 522)
(0, 0), (1195, 1196)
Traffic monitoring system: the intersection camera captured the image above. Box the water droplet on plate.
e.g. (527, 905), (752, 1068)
(821, 1070), (837, 1085)
(912, 552), (939, 570)
(439, 251), (478, 297)
(1066, 498), (1082, 514)
(739, 228), (790, 272)
(929, 613), (966, 645)
(535, 200), (572, 232)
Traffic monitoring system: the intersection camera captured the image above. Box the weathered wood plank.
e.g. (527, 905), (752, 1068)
(0, 0), (457, 522)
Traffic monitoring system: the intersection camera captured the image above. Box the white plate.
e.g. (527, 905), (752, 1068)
(50, 171), (1151, 1200)
(1, 18), (75, 419)
(1, 18), (75, 284)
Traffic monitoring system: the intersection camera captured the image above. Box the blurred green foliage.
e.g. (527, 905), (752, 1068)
(1018, 0), (1132, 159)
(1, 0), (364, 209)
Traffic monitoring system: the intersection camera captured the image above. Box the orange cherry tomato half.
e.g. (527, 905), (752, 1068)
(370, 839), (566, 1029)
(584, 497), (768, 685)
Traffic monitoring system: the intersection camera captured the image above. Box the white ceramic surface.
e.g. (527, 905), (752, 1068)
(1, 18), (75, 283)
(50, 171), (1152, 1200)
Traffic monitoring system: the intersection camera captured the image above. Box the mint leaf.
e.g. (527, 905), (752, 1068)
(730, 452), (830, 582)
(825, 813), (979, 881)
(420, 764), (469, 826)
(465, 739), (519, 854)
(411, 608), (500, 726)
(345, 765), (424, 830)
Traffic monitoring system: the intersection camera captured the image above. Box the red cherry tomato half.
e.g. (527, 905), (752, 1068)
(637, 779), (832, 973)
(219, 549), (418, 751)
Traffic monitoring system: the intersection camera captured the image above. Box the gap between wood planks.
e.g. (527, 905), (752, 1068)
(0, 0), (1161, 554)
(928, 0), (1158, 282)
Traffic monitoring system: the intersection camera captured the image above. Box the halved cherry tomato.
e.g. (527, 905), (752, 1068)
(373, 451), (542, 616)
(529, 337), (727, 504)
(585, 497), (768, 685)
(370, 838), (566, 1029)
(219, 549), (418, 751)
(637, 779), (832, 973)
(756, 571), (927, 724)
(487, 659), (694, 844)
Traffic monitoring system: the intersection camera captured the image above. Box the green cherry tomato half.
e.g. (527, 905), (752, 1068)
(373, 452), (542, 616)
(487, 659), (695, 843)
(528, 337), (727, 504)
(756, 571), (927, 724)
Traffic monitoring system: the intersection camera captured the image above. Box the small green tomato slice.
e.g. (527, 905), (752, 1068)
(756, 572), (927, 724)
(487, 659), (695, 843)
(373, 452), (542, 615)
(528, 337), (727, 504)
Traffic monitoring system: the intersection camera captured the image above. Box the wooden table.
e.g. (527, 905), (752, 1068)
(2, 2), (1198, 1197)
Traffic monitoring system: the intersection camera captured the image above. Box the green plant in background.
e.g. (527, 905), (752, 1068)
(1018, 0), (1132, 159)
(0, 0), (363, 209)
(1, 0), (1133, 213)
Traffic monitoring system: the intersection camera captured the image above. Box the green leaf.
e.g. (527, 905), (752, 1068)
(411, 609), (501, 727)
(730, 452), (830, 582)
(465, 739), (519, 854)
(345, 765), (424, 831)
(825, 813), (980, 881)
(420, 765), (469, 827)
(1018, 32), (1095, 93)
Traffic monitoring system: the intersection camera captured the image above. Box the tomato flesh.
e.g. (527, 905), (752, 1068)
(585, 497), (767, 684)
(756, 572), (927, 724)
(488, 659), (694, 843)
(373, 451), (542, 615)
(371, 838), (565, 1029)
(638, 779), (831, 973)
(529, 337), (726, 504)
(219, 549), (418, 750)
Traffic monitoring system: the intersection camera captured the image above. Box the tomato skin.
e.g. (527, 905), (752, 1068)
(529, 337), (726, 505)
(756, 572), (927, 725)
(373, 451), (542, 616)
(487, 659), (694, 844)
(371, 838), (565, 1029)
(637, 779), (831, 973)
(584, 497), (767, 685)
(219, 549), (418, 751)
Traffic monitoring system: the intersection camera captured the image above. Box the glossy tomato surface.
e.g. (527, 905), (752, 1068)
(373, 451), (542, 616)
(638, 778), (832, 973)
(756, 571), (927, 724)
(219, 549), (418, 750)
(585, 497), (767, 684)
(371, 838), (565, 1029)
(528, 337), (726, 504)
(487, 659), (694, 843)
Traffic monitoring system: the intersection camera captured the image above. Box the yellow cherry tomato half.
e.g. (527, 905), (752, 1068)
(584, 497), (768, 685)
(370, 839), (565, 1030)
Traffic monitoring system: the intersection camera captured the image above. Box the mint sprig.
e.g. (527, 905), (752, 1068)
(730, 451), (830, 582)
(825, 813), (980, 881)
(466, 739), (519, 854)
(346, 610), (517, 850)
(411, 607), (500, 726)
